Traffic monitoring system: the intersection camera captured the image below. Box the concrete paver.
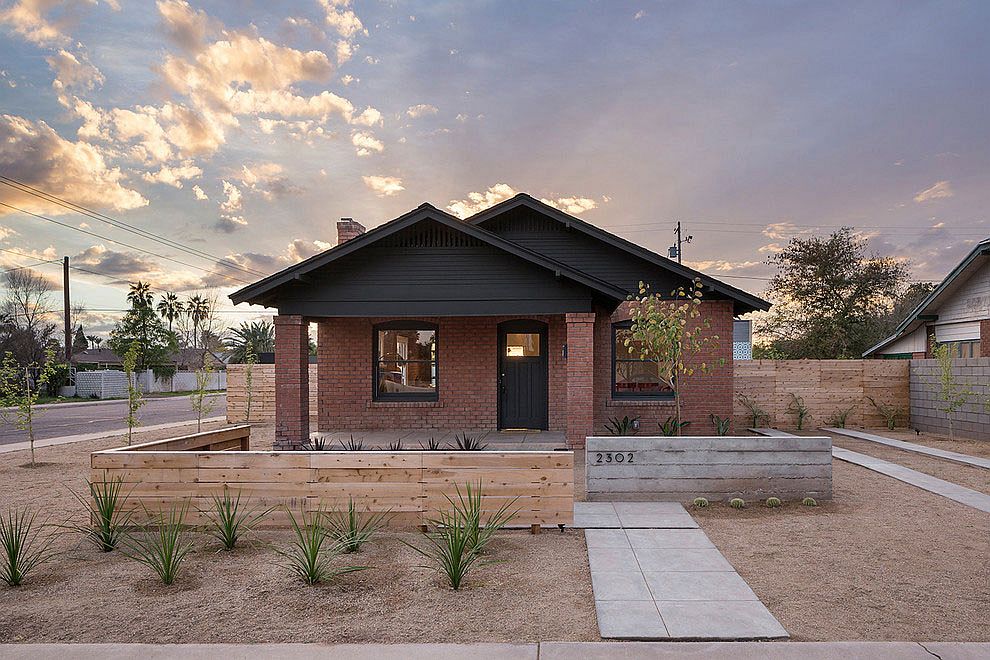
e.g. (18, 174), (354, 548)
(591, 571), (653, 601)
(833, 446), (990, 513)
(825, 427), (990, 470)
(594, 600), (669, 639)
(657, 600), (789, 640)
(643, 571), (758, 601)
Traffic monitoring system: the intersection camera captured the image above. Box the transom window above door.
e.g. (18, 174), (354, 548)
(373, 322), (437, 401)
(505, 332), (541, 357)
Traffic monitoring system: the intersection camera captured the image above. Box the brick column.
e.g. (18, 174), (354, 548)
(316, 319), (333, 432)
(981, 319), (990, 358)
(565, 312), (596, 448)
(274, 315), (309, 450)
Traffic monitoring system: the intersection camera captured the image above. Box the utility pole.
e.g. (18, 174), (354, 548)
(667, 221), (693, 263)
(63, 256), (71, 362)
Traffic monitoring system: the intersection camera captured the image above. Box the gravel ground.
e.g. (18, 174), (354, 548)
(875, 429), (990, 459)
(693, 460), (990, 642)
(830, 435), (990, 495)
(0, 423), (597, 644)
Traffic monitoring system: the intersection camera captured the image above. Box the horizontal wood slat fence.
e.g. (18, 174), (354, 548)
(91, 426), (574, 528)
(734, 360), (910, 431)
(227, 364), (317, 423)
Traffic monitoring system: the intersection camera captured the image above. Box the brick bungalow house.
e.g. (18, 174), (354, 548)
(230, 194), (770, 450)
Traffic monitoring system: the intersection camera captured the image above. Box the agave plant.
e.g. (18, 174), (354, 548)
(201, 490), (273, 551)
(324, 498), (391, 553)
(278, 507), (367, 585)
(302, 436), (328, 451)
(338, 435), (365, 451)
(0, 507), (56, 586)
(386, 439), (404, 451)
(658, 416), (691, 436)
(120, 504), (193, 585)
(69, 475), (133, 552)
(452, 433), (487, 451)
(603, 415), (639, 436)
(419, 437), (444, 451)
(710, 414), (731, 436)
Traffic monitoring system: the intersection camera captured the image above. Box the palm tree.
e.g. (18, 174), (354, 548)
(127, 281), (153, 309)
(225, 321), (275, 363)
(156, 292), (184, 334)
(187, 294), (211, 349)
(87, 335), (102, 349)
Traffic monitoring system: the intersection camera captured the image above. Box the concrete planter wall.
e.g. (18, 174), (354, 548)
(586, 435), (832, 502)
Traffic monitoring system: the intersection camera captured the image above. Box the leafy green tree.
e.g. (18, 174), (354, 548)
(624, 278), (723, 434)
(756, 228), (912, 358)
(122, 342), (146, 446)
(190, 360), (216, 433)
(108, 301), (177, 377)
(225, 321), (274, 363)
(0, 347), (58, 466)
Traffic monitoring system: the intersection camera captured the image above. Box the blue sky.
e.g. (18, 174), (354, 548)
(1, 0), (988, 335)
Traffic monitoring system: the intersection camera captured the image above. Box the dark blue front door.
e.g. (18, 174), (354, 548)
(498, 320), (549, 430)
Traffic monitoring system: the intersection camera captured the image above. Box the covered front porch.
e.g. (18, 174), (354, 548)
(312, 429), (568, 451)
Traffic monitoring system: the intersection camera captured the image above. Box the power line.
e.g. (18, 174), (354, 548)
(0, 201), (255, 286)
(0, 176), (270, 278)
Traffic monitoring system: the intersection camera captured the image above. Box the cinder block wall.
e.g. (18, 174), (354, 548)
(910, 358), (990, 440)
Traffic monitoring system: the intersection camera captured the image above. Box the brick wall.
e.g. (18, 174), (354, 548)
(593, 300), (735, 437)
(910, 357), (990, 439)
(316, 315), (567, 431)
(274, 315), (309, 450)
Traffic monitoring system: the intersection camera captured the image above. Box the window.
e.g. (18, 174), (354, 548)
(373, 322), (437, 400)
(505, 332), (541, 357)
(612, 322), (674, 399)
(944, 340), (980, 359)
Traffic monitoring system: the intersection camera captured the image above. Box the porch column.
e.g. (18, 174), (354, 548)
(274, 314), (309, 451)
(316, 319), (332, 432)
(565, 312), (596, 449)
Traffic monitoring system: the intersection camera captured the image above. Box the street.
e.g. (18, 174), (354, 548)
(0, 394), (227, 445)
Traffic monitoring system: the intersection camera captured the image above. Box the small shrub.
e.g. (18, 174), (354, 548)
(729, 498), (745, 509)
(710, 414), (731, 436)
(658, 416), (691, 436)
(604, 415), (639, 436)
(120, 504), (193, 585)
(866, 396), (903, 430)
(828, 406), (855, 428)
(324, 498), (391, 553)
(802, 497), (818, 507)
(452, 432), (487, 451)
(786, 393), (810, 430)
(737, 393), (770, 428)
(403, 508), (483, 591)
(302, 436), (328, 451)
(419, 437), (444, 451)
(279, 507), (367, 585)
(692, 497), (710, 508)
(0, 508), (55, 586)
(70, 475), (132, 552)
(386, 439), (404, 451)
(338, 435), (364, 451)
(765, 496), (782, 508)
(202, 490), (273, 551)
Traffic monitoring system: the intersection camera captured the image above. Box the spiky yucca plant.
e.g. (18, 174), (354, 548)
(324, 498), (391, 553)
(452, 433), (487, 451)
(278, 507), (367, 585)
(0, 508), (55, 586)
(201, 490), (273, 551)
(403, 508), (484, 591)
(443, 482), (517, 553)
(70, 475), (132, 552)
(120, 504), (193, 585)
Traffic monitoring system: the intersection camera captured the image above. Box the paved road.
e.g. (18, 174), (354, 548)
(0, 394), (226, 445)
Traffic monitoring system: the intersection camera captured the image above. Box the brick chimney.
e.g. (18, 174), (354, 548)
(337, 217), (366, 245)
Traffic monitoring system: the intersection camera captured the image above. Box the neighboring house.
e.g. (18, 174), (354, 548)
(733, 319), (753, 360)
(865, 238), (990, 359)
(230, 193), (770, 449)
(71, 347), (227, 370)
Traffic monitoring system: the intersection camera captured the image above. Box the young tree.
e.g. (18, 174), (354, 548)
(0, 346), (58, 466)
(624, 279), (723, 434)
(190, 360), (217, 432)
(932, 343), (973, 439)
(122, 342), (146, 446)
(757, 228), (911, 358)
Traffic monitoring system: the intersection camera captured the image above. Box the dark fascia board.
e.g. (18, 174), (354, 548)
(465, 193), (772, 313)
(229, 203), (628, 306)
(862, 239), (990, 356)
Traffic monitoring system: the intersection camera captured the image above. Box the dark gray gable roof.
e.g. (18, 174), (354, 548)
(466, 193), (771, 313)
(229, 203), (629, 306)
(863, 236), (990, 356)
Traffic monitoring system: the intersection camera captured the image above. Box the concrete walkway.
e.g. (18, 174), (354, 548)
(575, 502), (787, 640)
(833, 446), (990, 513)
(6, 642), (988, 659)
(825, 427), (990, 470)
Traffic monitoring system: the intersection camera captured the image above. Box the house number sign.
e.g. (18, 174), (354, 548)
(594, 451), (635, 464)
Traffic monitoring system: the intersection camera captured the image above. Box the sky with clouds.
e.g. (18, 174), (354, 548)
(1, 0), (988, 336)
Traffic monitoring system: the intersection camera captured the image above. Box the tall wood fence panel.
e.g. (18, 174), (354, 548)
(734, 360), (910, 430)
(92, 434), (574, 528)
(227, 364), (317, 423)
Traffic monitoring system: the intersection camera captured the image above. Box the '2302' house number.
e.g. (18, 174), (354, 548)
(594, 451), (635, 464)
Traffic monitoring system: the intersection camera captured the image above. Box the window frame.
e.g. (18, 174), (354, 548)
(611, 321), (675, 400)
(372, 320), (439, 402)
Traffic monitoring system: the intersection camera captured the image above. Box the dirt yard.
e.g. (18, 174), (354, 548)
(0, 424), (597, 644)
(693, 459), (990, 642)
(829, 435), (990, 495)
(880, 429), (990, 459)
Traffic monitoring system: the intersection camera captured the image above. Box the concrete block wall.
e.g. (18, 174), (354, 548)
(910, 357), (990, 440)
(75, 370), (129, 399)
